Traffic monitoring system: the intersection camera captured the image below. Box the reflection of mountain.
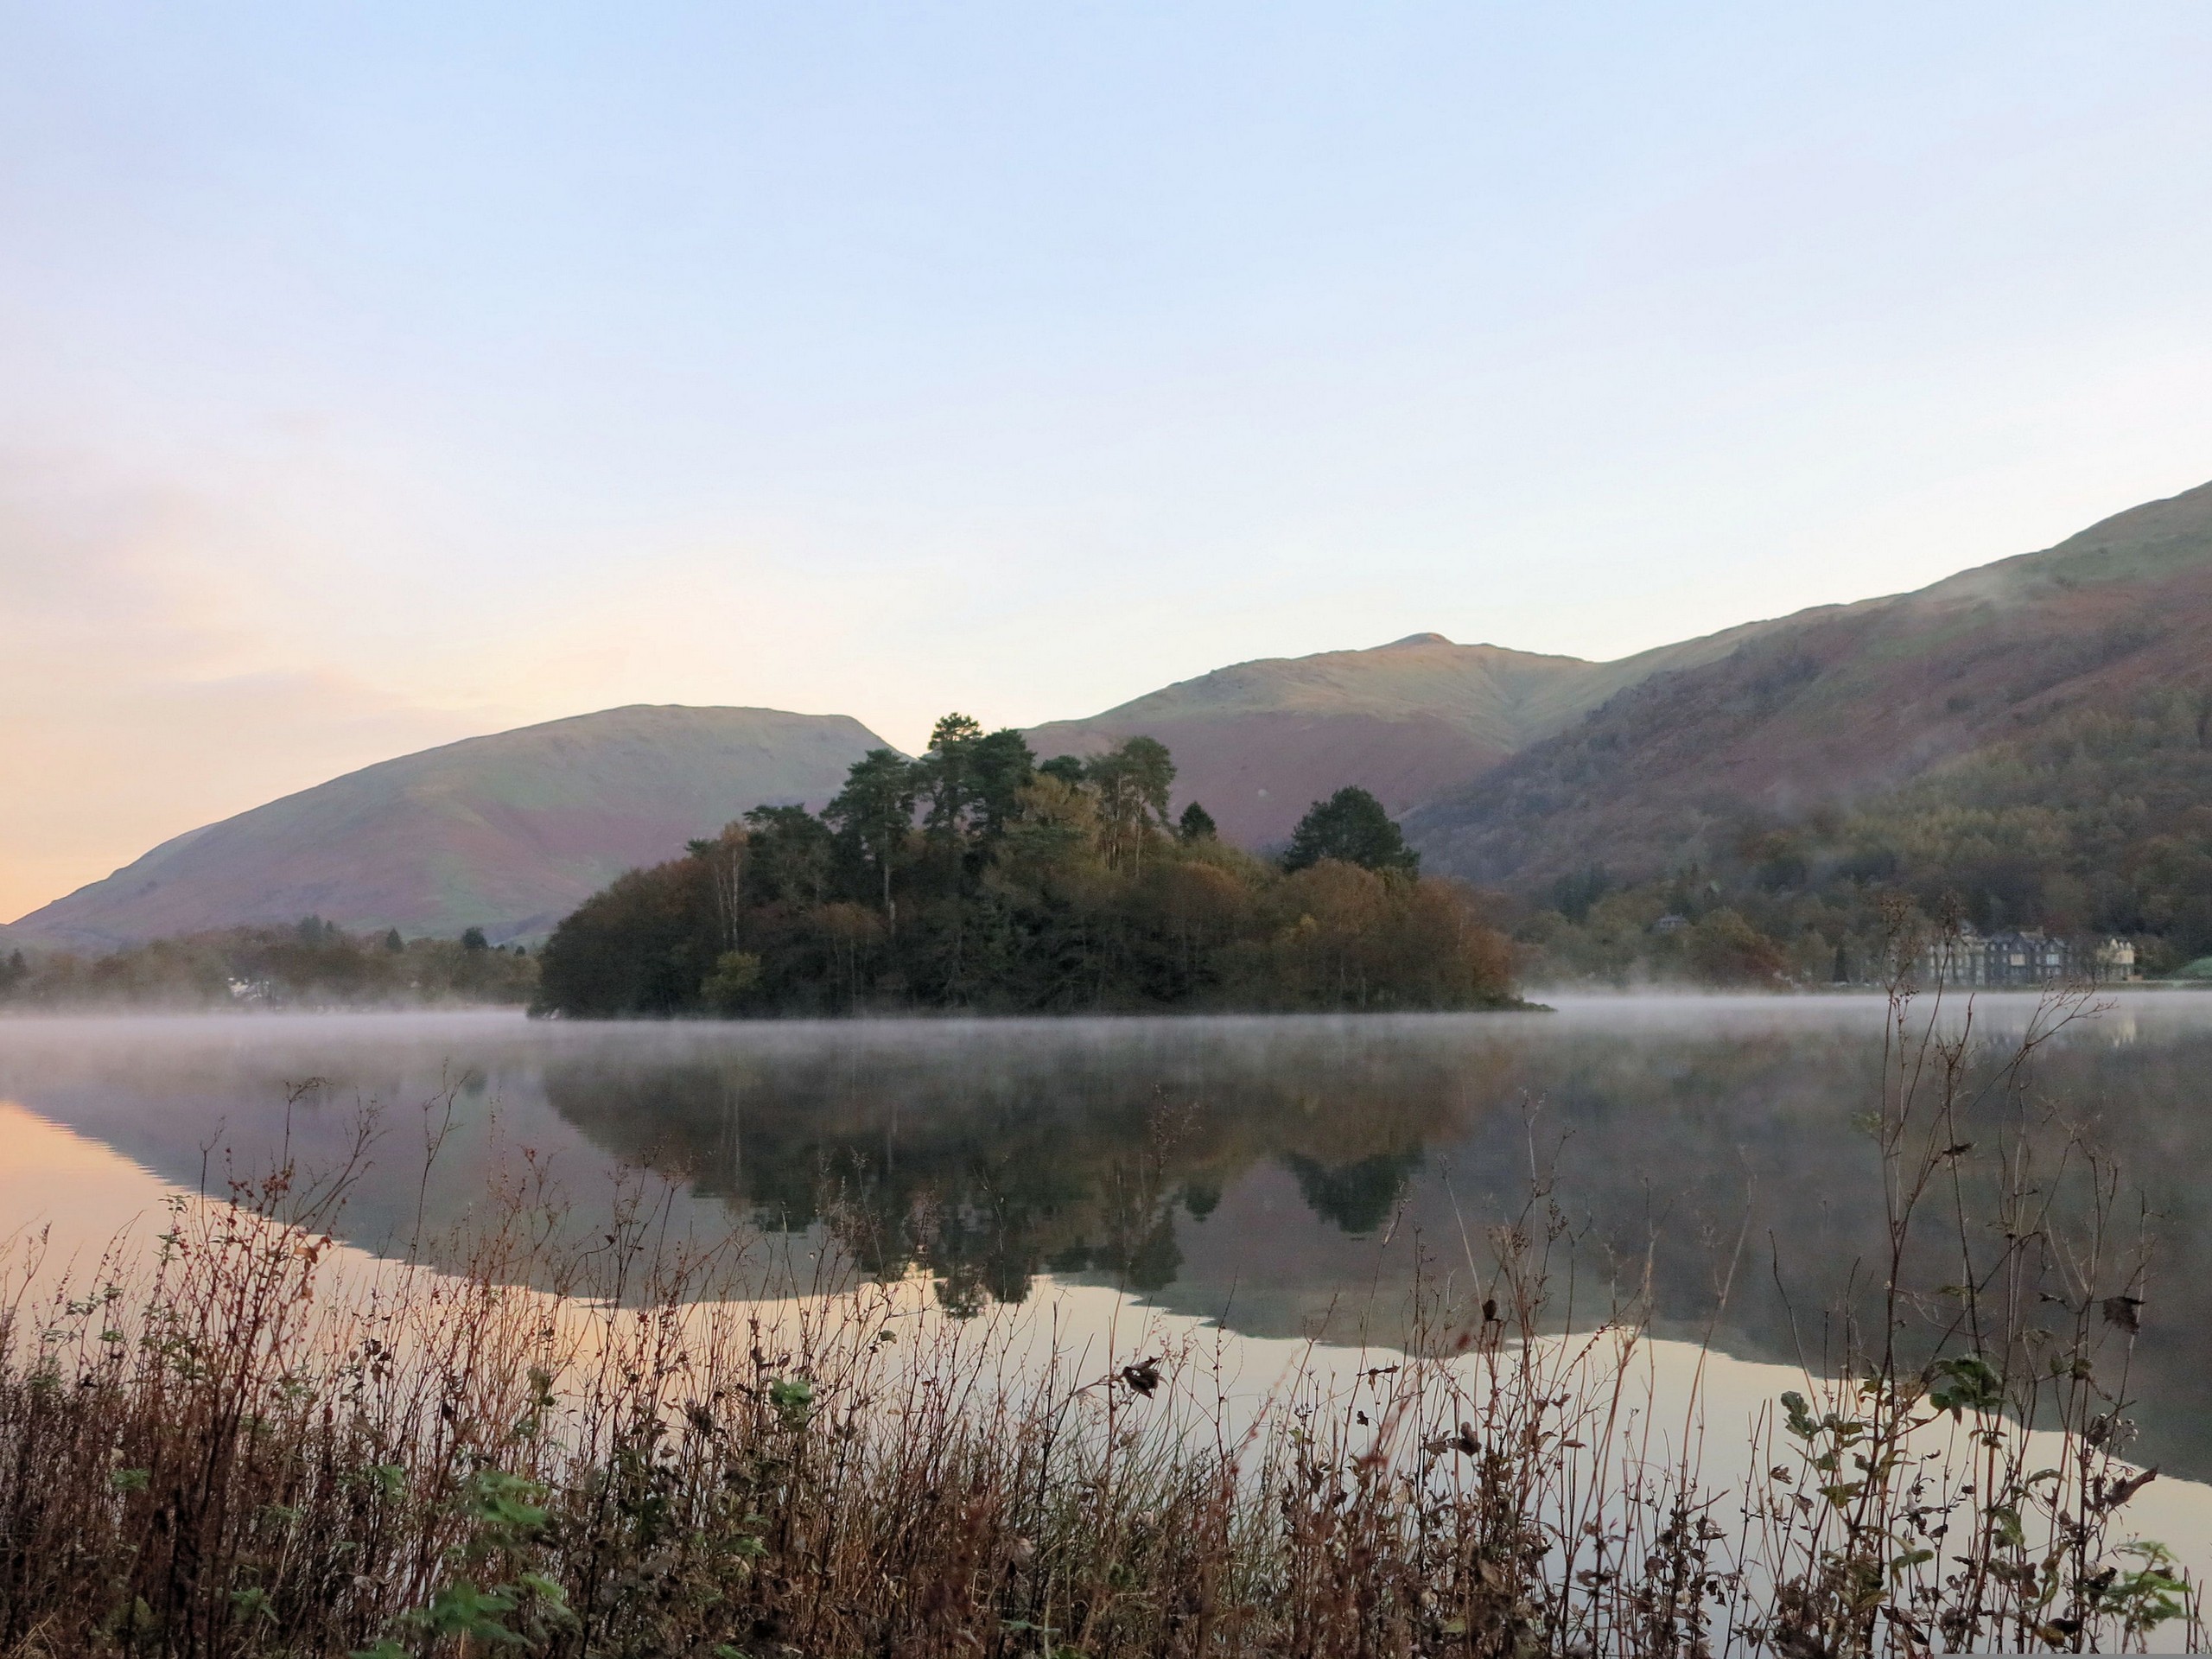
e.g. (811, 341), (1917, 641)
(533, 1010), (2212, 1478)
(3, 1008), (2208, 1478)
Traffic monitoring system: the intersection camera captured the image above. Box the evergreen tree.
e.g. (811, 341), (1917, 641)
(1281, 787), (1419, 874)
(917, 713), (987, 848)
(385, 928), (405, 952)
(912, 717), (1034, 857)
(967, 728), (1038, 839)
(1178, 802), (1217, 842)
(824, 748), (918, 923)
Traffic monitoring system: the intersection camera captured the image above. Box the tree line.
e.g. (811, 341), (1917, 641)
(0, 918), (537, 1009)
(533, 717), (1516, 1017)
(1505, 684), (2212, 987)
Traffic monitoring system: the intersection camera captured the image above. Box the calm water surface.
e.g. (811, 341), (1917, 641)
(3, 994), (2209, 1474)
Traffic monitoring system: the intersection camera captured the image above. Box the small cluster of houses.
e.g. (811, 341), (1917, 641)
(1916, 925), (2136, 988)
(1640, 912), (2140, 986)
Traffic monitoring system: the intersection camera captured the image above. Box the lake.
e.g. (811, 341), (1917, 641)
(2, 991), (2208, 1480)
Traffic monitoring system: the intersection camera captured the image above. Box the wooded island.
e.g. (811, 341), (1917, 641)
(533, 716), (1517, 1016)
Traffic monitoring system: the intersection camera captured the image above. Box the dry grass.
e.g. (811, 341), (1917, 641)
(0, 952), (2198, 1656)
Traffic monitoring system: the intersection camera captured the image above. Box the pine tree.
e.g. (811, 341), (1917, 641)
(1281, 787), (1418, 874)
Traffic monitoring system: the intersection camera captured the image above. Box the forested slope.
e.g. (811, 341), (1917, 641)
(1407, 480), (2212, 981)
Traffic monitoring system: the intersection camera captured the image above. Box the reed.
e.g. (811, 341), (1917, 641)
(0, 948), (2196, 1656)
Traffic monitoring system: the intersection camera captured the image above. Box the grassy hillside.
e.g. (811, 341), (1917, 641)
(1411, 480), (2212, 888)
(10, 705), (889, 948)
(1027, 621), (1787, 847)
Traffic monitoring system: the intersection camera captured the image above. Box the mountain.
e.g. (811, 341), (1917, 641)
(1025, 623), (1789, 847)
(1406, 479), (2212, 893)
(27, 476), (2212, 962)
(10, 706), (890, 949)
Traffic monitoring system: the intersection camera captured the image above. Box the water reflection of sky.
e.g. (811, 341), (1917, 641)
(3, 994), (2210, 1476)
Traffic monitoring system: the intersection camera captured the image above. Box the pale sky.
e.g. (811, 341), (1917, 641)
(8, 3), (2212, 922)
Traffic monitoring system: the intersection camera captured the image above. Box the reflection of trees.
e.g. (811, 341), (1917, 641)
(539, 1015), (2212, 1478)
(1281, 1149), (1424, 1236)
(21, 1005), (2211, 1474)
(540, 1035), (1467, 1313)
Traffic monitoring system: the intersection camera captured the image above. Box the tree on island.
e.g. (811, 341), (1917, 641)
(1084, 735), (1175, 873)
(1281, 786), (1419, 875)
(825, 748), (918, 925)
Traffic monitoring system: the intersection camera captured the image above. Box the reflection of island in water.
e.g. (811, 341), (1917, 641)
(542, 1028), (1465, 1317)
(536, 1006), (2212, 1478)
(2, 1001), (2208, 1476)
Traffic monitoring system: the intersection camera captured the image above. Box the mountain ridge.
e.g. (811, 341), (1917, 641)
(1406, 478), (2212, 889)
(1024, 613), (1796, 845)
(11, 705), (889, 949)
(19, 474), (2212, 954)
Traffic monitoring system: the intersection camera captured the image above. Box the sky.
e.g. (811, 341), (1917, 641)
(7, 3), (2212, 922)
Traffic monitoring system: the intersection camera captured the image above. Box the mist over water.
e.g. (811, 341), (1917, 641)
(3, 995), (2209, 1474)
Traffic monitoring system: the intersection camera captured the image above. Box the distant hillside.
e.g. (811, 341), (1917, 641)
(28, 476), (2212, 969)
(1408, 479), (2212, 897)
(11, 706), (890, 948)
(1027, 623), (1786, 847)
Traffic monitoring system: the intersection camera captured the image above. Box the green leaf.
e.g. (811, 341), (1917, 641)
(228, 1586), (275, 1624)
(1927, 1354), (2004, 1419)
(1779, 1390), (1818, 1440)
(1987, 1503), (2026, 1550)
(411, 1579), (526, 1643)
(766, 1376), (815, 1426)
